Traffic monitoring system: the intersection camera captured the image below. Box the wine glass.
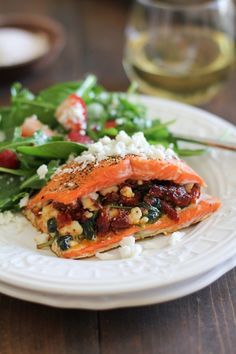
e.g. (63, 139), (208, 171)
(123, 0), (236, 104)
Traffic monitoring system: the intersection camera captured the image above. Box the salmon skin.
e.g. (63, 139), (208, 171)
(25, 153), (220, 259)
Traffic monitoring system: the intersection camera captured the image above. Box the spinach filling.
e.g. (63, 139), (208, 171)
(44, 179), (199, 250)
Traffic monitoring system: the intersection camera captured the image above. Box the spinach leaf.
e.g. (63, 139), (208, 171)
(19, 174), (46, 190)
(20, 160), (59, 190)
(0, 130), (61, 153)
(38, 82), (82, 105)
(0, 168), (31, 176)
(147, 205), (161, 223)
(0, 107), (11, 129)
(0, 83), (56, 133)
(139, 201), (162, 223)
(175, 148), (205, 156)
(0, 174), (26, 211)
(81, 211), (98, 240)
(0, 139), (34, 153)
(17, 141), (87, 159)
(81, 219), (96, 240)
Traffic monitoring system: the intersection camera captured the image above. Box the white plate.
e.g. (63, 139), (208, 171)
(0, 96), (236, 308)
(0, 255), (235, 309)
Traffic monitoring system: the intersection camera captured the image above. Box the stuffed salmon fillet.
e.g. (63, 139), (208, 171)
(25, 131), (220, 258)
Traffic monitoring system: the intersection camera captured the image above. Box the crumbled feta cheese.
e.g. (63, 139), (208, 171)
(56, 97), (86, 130)
(119, 236), (142, 259)
(37, 164), (48, 179)
(19, 194), (29, 208)
(119, 245), (132, 259)
(100, 136), (111, 145)
(119, 243), (142, 259)
(128, 207), (142, 225)
(95, 252), (117, 260)
(0, 211), (15, 225)
(100, 185), (118, 196)
(67, 153), (76, 162)
(81, 196), (98, 211)
(70, 131), (177, 172)
(119, 236), (136, 247)
(56, 167), (74, 176)
(0, 211), (28, 232)
(89, 192), (99, 200)
(60, 220), (83, 236)
(140, 216), (149, 225)
(95, 236), (142, 261)
(116, 118), (124, 125)
(168, 231), (185, 246)
(14, 216), (28, 232)
(120, 186), (134, 198)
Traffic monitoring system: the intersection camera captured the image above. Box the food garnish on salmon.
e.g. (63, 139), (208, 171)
(25, 131), (220, 258)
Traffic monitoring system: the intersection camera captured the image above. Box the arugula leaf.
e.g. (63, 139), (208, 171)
(17, 141), (87, 159)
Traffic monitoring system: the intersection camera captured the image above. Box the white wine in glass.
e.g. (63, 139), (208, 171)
(123, 0), (235, 105)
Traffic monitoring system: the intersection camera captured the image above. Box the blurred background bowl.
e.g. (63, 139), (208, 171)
(0, 14), (66, 80)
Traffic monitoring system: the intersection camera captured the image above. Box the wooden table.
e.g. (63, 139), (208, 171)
(0, 1), (236, 353)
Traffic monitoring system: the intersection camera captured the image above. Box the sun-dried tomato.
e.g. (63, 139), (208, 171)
(110, 210), (130, 231)
(102, 192), (120, 204)
(120, 192), (141, 206)
(190, 184), (201, 202)
(149, 182), (199, 208)
(57, 212), (72, 228)
(96, 209), (111, 235)
(53, 201), (83, 221)
(160, 200), (179, 221)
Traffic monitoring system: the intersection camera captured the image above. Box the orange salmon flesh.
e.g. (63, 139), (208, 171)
(28, 155), (206, 207)
(25, 155), (220, 259)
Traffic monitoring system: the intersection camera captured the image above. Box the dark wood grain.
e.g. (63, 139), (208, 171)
(0, 0), (236, 354)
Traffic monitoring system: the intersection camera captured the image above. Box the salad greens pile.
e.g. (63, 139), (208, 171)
(0, 74), (204, 212)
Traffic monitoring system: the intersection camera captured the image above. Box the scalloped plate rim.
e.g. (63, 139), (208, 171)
(0, 95), (235, 298)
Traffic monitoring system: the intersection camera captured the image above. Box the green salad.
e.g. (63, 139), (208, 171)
(0, 75), (204, 212)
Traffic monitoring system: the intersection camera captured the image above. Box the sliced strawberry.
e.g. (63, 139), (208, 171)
(105, 120), (116, 129)
(56, 94), (87, 132)
(21, 115), (55, 137)
(67, 131), (92, 144)
(69, 94), (87, 111)
(0, 150), (19, 169)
